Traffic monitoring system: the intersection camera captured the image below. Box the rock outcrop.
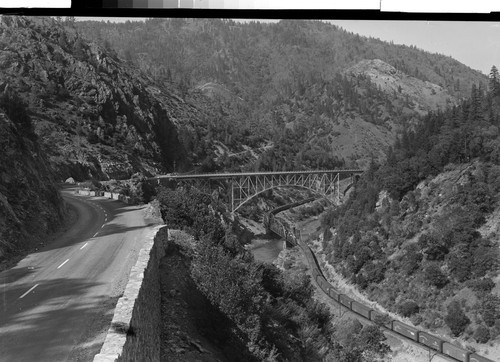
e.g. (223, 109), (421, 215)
(346, 59), (456, 115)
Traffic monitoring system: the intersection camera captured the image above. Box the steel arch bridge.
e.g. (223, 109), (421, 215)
(153, 169), (364, 214)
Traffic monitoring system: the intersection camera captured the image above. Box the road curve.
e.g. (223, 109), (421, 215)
(0, 188), (158, 362)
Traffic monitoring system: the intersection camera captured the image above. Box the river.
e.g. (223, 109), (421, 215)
(247, 237), (284, 263)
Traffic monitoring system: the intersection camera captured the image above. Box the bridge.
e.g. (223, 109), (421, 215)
(153, 169), (364, 214)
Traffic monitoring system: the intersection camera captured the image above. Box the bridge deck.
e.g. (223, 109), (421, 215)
(154, 169), (364, 180)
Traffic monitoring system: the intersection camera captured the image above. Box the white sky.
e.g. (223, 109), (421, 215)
(329, 21), (500, 75)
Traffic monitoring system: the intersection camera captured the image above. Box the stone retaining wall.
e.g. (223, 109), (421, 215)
(77, 189), (131, 204)
(93, 225), (168, 362)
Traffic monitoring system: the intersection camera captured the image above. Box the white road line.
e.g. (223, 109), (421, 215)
(57, 259), (70, 269)
(80, 242), (89, 250)
(19, 284), (39, 299)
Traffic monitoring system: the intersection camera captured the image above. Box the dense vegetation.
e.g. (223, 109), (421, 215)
(157, 186), (389, 361)
(322, 69), (500, 344)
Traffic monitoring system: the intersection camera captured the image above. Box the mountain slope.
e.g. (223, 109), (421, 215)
(0, 16), (190, 180)
(76, 18), (488, 169)
(320, 82), (500, 355)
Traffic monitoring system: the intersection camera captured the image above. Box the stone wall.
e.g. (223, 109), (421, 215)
(93, 225), (168, 362)
(77, 189), (131, 204)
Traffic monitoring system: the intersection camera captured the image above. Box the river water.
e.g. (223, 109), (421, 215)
(248, 237), (284, 263)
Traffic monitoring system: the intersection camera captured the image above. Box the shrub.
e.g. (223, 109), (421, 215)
(397, 300), (420, 317)
(445, 301), (470, 337)
(419, 233), (448, 261)
(466, 278), (495, 292)
(372, 314), (391, 328)
(473, 325), (490, 343)
(401, 244), (422, 275)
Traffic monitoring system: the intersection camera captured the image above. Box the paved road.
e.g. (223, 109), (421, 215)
(0, 188), (157, 362)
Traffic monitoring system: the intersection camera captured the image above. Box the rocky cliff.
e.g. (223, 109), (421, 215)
(0, 107), (66, 267)
(0, 16), (187, 180)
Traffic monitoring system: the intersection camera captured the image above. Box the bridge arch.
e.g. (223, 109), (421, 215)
(232, 184), (333, 213)
(230, 171), (345, 214)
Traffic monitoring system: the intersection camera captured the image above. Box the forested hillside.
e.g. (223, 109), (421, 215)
(77, 18), (488, 169)
(321, 70), (500, 351)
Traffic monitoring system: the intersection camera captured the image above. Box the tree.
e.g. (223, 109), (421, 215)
(0, 89), (33, 134)
(489, 65), (500, 95)
(334, 319), (390, 361)
(447, 243), (472, 282)
(156, 187), (224, 241)
(445, 301), (470, 336)
(473, 325), (490, 343)
(73, 37), (86, 60)
(480, 295), (500, 327)
(424, 263), (448, 288)
(357, 325), (391, 360)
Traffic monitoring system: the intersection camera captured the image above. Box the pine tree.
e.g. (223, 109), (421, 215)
(489, 65), (500, 95)
(445, 301), (470, 336)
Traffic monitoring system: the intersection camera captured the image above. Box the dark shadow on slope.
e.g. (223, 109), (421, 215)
(0, 278), (115, 362)
(0, 266), (38, 285)
(97, 222), (156, 238)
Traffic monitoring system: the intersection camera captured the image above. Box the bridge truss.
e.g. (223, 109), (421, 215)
(231, 172), (342, 213)
(153, 169), (363, 215)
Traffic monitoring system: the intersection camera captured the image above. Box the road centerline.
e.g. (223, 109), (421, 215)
(80, 242), (89, 250)
(19, 284), (39, 299)
(57, 259), (70, 269)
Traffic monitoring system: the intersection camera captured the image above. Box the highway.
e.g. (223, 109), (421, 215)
(0, 187), (158, 362)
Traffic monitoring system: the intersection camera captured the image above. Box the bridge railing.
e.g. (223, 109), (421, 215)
(152, 169), (364, 180)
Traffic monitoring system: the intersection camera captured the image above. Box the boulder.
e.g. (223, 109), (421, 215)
(65, 177), (75, 184)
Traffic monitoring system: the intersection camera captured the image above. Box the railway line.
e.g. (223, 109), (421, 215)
(265, 213), (494, 362)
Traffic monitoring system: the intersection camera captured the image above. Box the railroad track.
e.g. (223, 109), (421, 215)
(265, 212), (493, 362)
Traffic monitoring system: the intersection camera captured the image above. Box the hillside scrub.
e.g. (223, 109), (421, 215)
(321, 75), (500, 344)
(156, 186), (390, 361)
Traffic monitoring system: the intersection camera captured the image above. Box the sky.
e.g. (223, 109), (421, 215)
(328, 21), (500, 75)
